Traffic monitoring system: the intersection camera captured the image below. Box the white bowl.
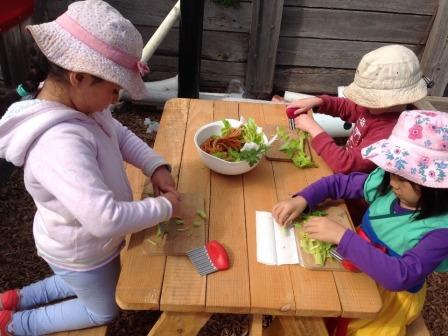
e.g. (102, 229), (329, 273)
(194, 119), (268, 175)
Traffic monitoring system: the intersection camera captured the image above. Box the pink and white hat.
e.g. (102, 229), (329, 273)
(27, 0), (148, 100)
(362, 110), (448, 188)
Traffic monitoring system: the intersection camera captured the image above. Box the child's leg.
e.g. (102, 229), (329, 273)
(18, 274), (76, 310)
(11, 257), (120, 335)
(1, 273), (76, 311)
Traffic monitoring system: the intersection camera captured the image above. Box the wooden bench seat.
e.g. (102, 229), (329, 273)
(48, 325), (108, 336)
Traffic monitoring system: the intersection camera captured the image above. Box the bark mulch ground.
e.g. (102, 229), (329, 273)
(0, 103), (446, 335)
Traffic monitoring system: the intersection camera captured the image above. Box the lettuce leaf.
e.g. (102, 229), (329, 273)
(219, 118), (268, 166)
(276, 127), (315, 168)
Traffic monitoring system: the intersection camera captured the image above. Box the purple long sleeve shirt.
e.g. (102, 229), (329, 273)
(297, 173), (448, 291)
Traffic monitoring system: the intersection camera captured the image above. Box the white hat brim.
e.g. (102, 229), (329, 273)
(344, 79), (427, 109)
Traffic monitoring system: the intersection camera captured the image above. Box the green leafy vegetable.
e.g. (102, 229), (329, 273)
(192, 220), (202, 227)
(276, 127), (315, 168)
(299, 232), (333, 266)
(293, 210), (327, 228)
(156, 224), (162, 237)
(216, 118), (269, 166)
(175, 219), (184, 225)
(293, 210), (331, 265)
(146, 238), (157, 246)
(243, 118), (264, 145)
(221, 119), (233, 136)
(196, 209), (207, 219)
(156, 222), (169, 238)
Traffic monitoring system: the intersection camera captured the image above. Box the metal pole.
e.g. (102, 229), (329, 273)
(178, 0), (205, 98)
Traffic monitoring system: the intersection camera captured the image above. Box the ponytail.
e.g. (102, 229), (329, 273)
(0, 42), (49, 117)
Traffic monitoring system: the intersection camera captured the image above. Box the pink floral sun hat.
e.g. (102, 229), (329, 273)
(26, 0), (148, 100)
(362, 110), (448, 188)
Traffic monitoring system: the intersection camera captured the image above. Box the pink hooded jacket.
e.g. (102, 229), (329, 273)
(0, 99), (172, 271)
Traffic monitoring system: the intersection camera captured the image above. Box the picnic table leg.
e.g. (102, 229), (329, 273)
(261, 316), (329, 336)
(147, 312), (212, 336)
(249, 314), (263, 336)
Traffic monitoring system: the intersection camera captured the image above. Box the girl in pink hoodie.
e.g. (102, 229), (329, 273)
(0, 1), (180, 334)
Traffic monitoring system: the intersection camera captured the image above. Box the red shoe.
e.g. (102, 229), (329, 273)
(0, 290), (19, 311)
(0, 310), (12, 336)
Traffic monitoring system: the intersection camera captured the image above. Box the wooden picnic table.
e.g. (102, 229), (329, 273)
(116, 98), (382, 335)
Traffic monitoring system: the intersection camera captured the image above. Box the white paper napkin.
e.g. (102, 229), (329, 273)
(256, 211), (300, 265)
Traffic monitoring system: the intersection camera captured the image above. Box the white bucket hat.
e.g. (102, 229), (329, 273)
(344, 45), (427, 109)
(27, 0), (148, 100)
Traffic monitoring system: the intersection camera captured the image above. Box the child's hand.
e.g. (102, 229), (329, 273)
(272, 196), (307, 226)
(151, 165), (180, 197)
(303, 217), (347, 245)
(162, 190), (181, 218)
(294, 114), (325, 137)
(271, 94), (286, 103)
(286, 97), (323, 116)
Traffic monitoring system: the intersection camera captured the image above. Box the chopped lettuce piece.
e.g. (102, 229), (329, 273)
(293, 210), (331, 265)
(276, 127), (315, 168)
(192, 220), (202, 227)
(197, 209), (207, 219)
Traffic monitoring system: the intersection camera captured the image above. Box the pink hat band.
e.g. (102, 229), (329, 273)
(27, 0), (148, 100)
(56, 13), (149, 76)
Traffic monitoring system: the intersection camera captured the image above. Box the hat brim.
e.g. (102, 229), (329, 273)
(344, 79), (427, 109)
(27, 21), (148, 100)
(362, 139), (448, 188)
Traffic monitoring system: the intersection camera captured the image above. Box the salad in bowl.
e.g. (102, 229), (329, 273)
(194, 118), (275, 175)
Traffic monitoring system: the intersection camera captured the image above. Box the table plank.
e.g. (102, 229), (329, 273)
(205, 101), (251, 313)
(240, 103), (297, 316)
(116, 98), (189, 310)
(160, 99), (212, 312)
(273, 162), (342, 317)
(262, 103), (341, 317)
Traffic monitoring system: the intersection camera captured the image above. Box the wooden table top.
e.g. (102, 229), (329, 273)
(116, 98), (382, 319)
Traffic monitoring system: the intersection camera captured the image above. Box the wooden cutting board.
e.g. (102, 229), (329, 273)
(264, 125), (312, 162)
(141, 192), (207, 256)
(294, 204), (354, 271)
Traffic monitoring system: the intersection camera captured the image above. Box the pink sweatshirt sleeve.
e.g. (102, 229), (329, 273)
(113, 119), (169, 177)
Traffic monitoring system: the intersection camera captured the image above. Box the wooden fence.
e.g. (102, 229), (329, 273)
(1, 0), (448, 98)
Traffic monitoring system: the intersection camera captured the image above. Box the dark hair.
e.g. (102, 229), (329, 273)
(1, 42), (53, 117)
(0, 42), (103, 117)
(378, 171), (448, 220)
